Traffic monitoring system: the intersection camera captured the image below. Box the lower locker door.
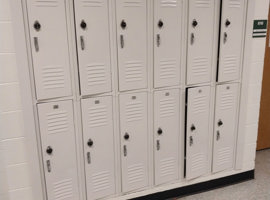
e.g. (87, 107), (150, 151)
(81, 96), (115, 199)
(154, 89), (180, 185)
(37, 100), (79, 200)
(119, 92), (149, 193)
(186, 86), (211, 180)
(213, 83), (239, 173)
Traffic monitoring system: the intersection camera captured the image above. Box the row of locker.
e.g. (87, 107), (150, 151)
(37, 83), (239, 200)
(27, 0), (246, 100)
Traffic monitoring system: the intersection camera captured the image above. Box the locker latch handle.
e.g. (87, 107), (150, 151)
(34, 37), (39, 52)
(123, 145), (127, 157)
(87, 152), (91, 164)
(216, 131), (221, 141)
(120, 35), (124, 48)
(157, 140), (161, 151)
(46, 160), (51, 173)
(80, 36), (85, 50)
(191, 33), (195, 45)
(223, 32), (228, 44)
(189, 136), (193, 146)
(157, 34), (161, 47)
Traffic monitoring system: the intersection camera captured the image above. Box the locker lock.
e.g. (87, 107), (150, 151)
(158, 20), (164, 28)
(80, 20), (87, 30)
(218, 120), (223, 127)
(46, 146), (53, 155)
(157, 128), (163, 135)
(192, 19), (198, 28)
(225, 19), (231, 27)
(124, 133), (130, 140)
(190, 124), (196, 131)
(87, 139), (94, 147)
(121, 20), (127, 29)
(34, 21), (41, 31)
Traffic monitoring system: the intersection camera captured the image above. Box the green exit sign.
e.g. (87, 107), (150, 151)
(253, 20), (267, 38)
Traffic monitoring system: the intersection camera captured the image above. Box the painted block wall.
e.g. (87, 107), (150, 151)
(0, 0), (268, 199)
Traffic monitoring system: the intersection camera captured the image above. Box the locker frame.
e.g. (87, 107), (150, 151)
(10, 0), (256, 199)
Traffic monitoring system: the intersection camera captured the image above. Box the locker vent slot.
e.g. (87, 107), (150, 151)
(47, 111), (68, 135)
(192, 95), (207, 114)
(42, 66), (65, 90)
(125, 101), (143, 122)
(125, 61), (144, 83)
(86, 64), (107, 86)
(191, 153), (206, 172)
(195, 0), (211, 8)
(81, 0), (103, 7)
(220, 92), (234, 110)
(35, 0), (59, 7)
(88, 105), (108, 127)
(92, 171), (110, 192)
(159, 59), (177, 80)
(160, 97), (175, 118)
(53, 178), (73, 200)
(161, 0), (177, 7)
(192, 57), (209, 77)
(223, 56), (237, 75)
(123, 0), (143, 7)
(127, 164), (144, 184)
(217, 147), (232, 166)
(160, 157), (176, 177)
(228, 0), (241, 8)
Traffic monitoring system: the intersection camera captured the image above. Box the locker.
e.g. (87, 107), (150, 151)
(74, 0), (112, 96)
(187, 0), (216, 85)
(218, 0), (246, 82)
(213, 83), (239, 173)
(27, 0), (72, 100)
(81, 96), (115, 199)
(116, 0), (148, 91)
(186, 86), (211, 180)
(119, 92), (149, 193)
(154, 89), (180, 185)
(154, 0), (182, 88)
(37, 100), (79, 200)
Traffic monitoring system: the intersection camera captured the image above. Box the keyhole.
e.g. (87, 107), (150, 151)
(34, 21), (41, 31)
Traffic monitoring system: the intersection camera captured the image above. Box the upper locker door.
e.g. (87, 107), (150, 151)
(187, 0), (216, 85)
(119, 92), (148, 193)
(213, 83), (239, 173)
(37, 100), (79, 200)
(81, 96), (115, 199)
(154, 0), (182, 88)
(186, 86), (211, 180)
(218, 0), (246, 82)
(116, 0), (148, 91)
(27, 0), (72, 100)
(74, 0), (112, 96)
(154, 89), (180, 185)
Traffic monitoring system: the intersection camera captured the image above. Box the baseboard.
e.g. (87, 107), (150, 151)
(131, 170), (255, 200)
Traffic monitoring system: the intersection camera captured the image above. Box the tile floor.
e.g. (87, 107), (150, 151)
(176, 149), (270, 200)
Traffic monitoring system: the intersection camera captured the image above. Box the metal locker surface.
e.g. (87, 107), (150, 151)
(27, 0), (72, 100)
(116, 0), (148, 91)
(154, 89), (180, 185)
(37, 100), (79, 200)
(154, 0), (182, 88)
(74, 0), (112, 96)
(119, 92), (149, 193)
(213, 83), (239, 173)
(81, 96), (115, 199)
(186, 86), (211, 180)
(218, 0), (246, 82)
(187, 0), (216, 85)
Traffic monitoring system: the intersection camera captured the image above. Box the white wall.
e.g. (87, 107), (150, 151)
(0, 0), (34, 199)
(0, 0), (268, 199)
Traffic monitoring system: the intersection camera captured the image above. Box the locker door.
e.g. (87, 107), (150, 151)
(37, 100), (79, 200)
(154, 0), (182, 88)
(186, 86), (211, 180)
(187, 0), (216, 85)
(116, 0), (148, 91)
(27, 0), (72, 100)
(81, 96), (115, 199)
(154, 89), (180, 185)
(213, 83), (239, 173)
(74, 0), (112, 96)
(218, 0), (246, 82)
(119, 92), (148, 193)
